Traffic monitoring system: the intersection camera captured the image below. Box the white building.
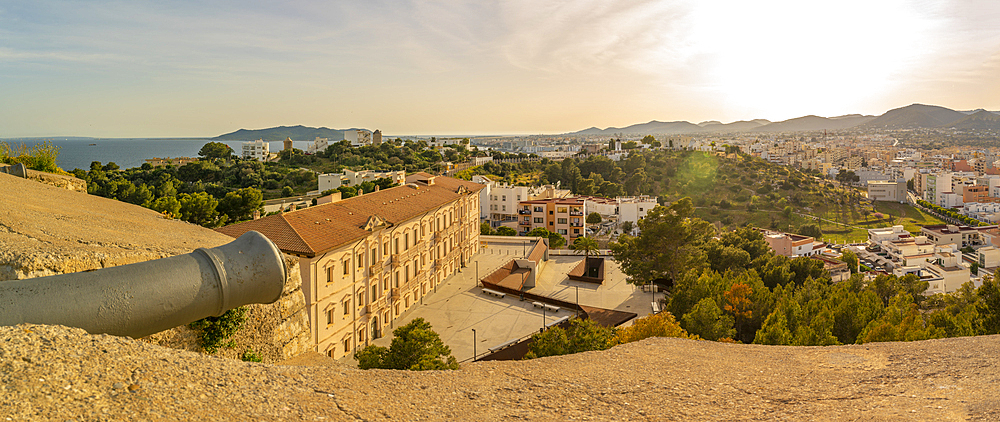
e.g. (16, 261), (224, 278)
(473, 175), (570, 223)
(617, 196), (658, 225)
(868, 225), (912, 243)
(345, 130), (372, 146)
(922, 246), (971, 295)
(867, 180), (906, 203)
(307, 137), (329, 155)
(317, 169), (406, 193)
(241, 139), (270, 161)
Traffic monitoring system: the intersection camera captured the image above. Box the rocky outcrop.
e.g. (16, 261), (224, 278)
(0, 173), (311, 363)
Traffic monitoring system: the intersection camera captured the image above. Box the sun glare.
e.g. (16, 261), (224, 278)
(677, 0), (938, 119)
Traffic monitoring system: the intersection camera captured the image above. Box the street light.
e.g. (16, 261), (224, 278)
(542, 306), (546, 332)
(575, 285), (579, 317)
(472, 328), (477, 362)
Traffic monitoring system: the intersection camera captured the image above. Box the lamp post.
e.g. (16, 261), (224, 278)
(476, 261), (480, 285)
(575, 285), (579, 317)
(472, 328), (477, 362)
(542, 306), (546, 332)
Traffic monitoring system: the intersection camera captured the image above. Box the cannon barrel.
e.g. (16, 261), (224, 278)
(0, 231), (286, 338)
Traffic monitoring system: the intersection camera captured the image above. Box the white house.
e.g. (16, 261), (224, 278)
(317, 169), (406, 193)
(241, 139), (270, 161)
(307, 137), (329, 155)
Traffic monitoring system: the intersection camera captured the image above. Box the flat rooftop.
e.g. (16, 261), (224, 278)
(361, 244), (654, 363)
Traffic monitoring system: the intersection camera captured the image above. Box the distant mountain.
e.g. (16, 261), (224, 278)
(702, 120), (770, 132)
(943, 110), (1000, 131)
(567, 120), (704, 136)
(753, 114), (875, 132)
(698, 120), (723, 127)
(214, 125), (361, 141)
(859, 104), (967, 130)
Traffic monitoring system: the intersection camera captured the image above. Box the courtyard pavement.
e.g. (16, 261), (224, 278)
(361, 244), (659, 363)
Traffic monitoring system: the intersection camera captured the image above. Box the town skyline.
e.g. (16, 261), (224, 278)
(2, 1), (999, 138)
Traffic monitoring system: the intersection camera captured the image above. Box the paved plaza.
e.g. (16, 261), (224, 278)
(362, 243), (659, 363)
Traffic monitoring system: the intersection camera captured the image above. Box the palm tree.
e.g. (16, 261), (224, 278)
(573, 236), (600, 260)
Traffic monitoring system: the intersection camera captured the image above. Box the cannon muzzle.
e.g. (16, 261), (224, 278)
(0, 231), (286, 338)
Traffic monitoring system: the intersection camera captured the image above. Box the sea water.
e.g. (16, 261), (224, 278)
(2, 138), (315, 171)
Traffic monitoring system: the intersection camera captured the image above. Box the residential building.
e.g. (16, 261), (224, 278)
(317, 169), (406, 193)
(923, 246), (971, 294)
(617, 196), (658, 225)
(517, 197), (587, 245)
(473, 175), (571, 222)
(921, 225), (984, 249)
(217, 173), (484, 359)
(868, 225), (912, 244)
(307, 137), (329, 155)
(867, 180), (906, 203)
(881, 236), (935, 269)
(762, 230), (826, 258)
(345, 130), (372, 146)
(241, 139), (270, 161)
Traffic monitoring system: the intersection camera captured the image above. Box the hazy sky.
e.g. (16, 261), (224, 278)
(2, 0), (999, 138)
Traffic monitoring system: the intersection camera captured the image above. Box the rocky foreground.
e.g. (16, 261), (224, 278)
(2, 324), (998, 421)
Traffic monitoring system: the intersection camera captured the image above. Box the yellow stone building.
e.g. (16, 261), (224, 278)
(219, 173), (484, 359)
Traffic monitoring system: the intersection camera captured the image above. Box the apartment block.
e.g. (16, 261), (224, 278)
(218, 173), (484, 359)
(242, 139), (270, 161)
(518, 197), (587, 245)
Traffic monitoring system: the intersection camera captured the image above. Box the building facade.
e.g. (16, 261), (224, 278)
(218, 173), (484, 359)
(867, 180), (907, 203)
(242, 139), (270, 161)
(317, 169), (407, 193)
(518, 197), (586, 245)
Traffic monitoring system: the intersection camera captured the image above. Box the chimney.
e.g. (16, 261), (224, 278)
(253, 209), (261, 220)
(375, 185), (380, 192)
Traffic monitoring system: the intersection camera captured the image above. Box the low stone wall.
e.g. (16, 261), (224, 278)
(0, 164), (86, 192)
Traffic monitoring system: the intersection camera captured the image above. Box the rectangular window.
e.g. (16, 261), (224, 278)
(405, 265), (410, 282)
(372, 286), (377, 302)
(502, 205), (506, 211)
(534, 207), (543, 212)
(344, 338), (351, 353)
(371, 248), (377, 264)
(557, 207), (567, 213)
(358, 292), (364, 306)
(534, 217), (543, 223)
(327, 308), (334, 325)
(502, 195), (506, 201)
(404, 233), (409, 250)
(558, 229), (567, 235)
(383, 241), (389, 256)
(557, 218), (567, 224)
(327, 267), (333, 283)
(343, 260), (350, 275)
(394, 238), (399, 254)
(343, 299), (350, 315)
(358, 253), (364, 268)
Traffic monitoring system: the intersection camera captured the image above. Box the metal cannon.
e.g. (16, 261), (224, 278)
(0, 231), (286, 338)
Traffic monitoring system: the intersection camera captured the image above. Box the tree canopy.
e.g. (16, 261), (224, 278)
(198, 142), (235, 160)
(355, 318), (459, 370)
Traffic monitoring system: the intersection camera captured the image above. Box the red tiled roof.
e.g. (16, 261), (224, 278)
(216, 175), (484, 257)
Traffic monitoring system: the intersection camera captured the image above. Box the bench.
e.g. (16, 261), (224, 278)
(543, 304), (560, 313)
(482, 288), (506, 298)
(546, 316), (570, 328)
(651, 301), (660, 313)
(532, 301), (544, 308)
(488, 338), (518, 353)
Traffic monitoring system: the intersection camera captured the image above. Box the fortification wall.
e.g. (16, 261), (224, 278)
(0, 173), (312, 363)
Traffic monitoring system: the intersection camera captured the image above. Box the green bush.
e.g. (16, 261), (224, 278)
(241, 349), (263, 362)
(189, 306), (248, 354)
(0, 141), (61, 173)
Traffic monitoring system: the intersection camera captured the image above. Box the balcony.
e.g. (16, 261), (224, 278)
(569, 210), (584, 216)
(519, 220), (532, 226)
(369, 264), (382, 277)
(570, 222), (583, 227)
(391, 288), (401, 299)
(518, 209), (531, 215)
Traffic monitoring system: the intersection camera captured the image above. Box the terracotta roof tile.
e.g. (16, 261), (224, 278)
(216, 175), (484, 257)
